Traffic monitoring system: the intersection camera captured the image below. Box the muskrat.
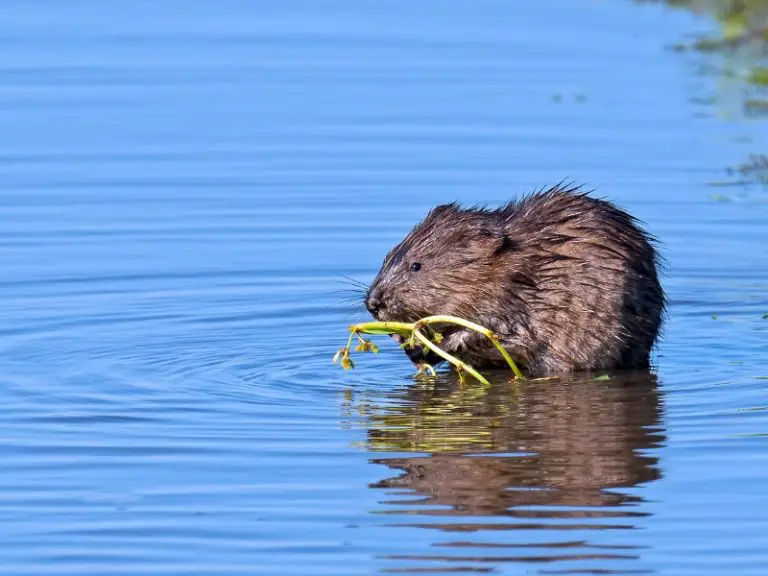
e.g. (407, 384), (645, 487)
(364, 184), (665, 376)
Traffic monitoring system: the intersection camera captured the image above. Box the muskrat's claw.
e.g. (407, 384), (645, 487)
(402, 342), (440, 366)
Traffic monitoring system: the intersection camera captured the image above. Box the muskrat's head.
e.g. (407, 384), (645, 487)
(365, 203), (517, 324)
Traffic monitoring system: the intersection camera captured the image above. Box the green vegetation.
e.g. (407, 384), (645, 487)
(333, 315), (524, 386)
(639, 0), (767, 184)
(657, 0), (767, 61)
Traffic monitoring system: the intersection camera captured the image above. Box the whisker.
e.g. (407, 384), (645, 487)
(334, 291), (367, 302)
(331, 288), (367, 296)
(338, 284), (368, 294)
(337, 300), (370, 322)
(337, 297), (367, 308)
(338, 275), (371, 290)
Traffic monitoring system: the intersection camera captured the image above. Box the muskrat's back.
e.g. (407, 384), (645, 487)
(365, 184), (665, 375)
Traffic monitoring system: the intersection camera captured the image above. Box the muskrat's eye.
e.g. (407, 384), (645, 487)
(410, 262), (422, 272)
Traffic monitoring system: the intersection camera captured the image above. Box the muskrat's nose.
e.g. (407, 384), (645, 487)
(365, 292), (386, 316)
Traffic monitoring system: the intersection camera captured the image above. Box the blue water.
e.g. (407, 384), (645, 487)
(1, 1), (767, 574)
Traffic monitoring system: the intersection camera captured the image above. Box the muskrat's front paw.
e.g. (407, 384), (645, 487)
(402, 343), (440, 365)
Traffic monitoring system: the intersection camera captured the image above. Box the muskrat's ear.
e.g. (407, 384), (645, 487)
(474, 225), (517, 257)
(486, 233), (517, 256)
(494, 234), (517, 255)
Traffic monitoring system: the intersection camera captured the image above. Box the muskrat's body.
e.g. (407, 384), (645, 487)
(365, 184), (665, 376)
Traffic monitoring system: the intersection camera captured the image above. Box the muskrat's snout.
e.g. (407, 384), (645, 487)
(364, 286), (386, 319)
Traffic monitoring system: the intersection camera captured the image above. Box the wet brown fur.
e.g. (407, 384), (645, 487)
(365, 184), (666, 376)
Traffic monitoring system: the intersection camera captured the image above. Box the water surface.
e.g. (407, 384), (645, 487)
(1, 1), (767, 574)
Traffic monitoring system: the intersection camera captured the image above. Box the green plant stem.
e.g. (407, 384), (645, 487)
(411, 325), (490, 386)
(349, 321), (414, 336)
(412, 316), (525, 380)
(343, 314), (525, 385)
(344, 330), (356, 351)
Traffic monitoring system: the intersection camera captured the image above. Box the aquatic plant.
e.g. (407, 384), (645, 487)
(333, 315), (524, 386)
(637, 0), (767, 184)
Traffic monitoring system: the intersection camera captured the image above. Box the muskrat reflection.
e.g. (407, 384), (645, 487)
(365, 373), (664, 518)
